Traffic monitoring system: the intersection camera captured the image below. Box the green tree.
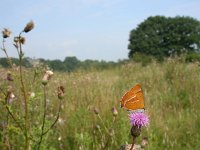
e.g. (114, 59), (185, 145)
(128, 16), (200, 60)
(63, 56), (80, 72)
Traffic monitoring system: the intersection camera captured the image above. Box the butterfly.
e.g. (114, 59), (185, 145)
(120, 83), (145, 112)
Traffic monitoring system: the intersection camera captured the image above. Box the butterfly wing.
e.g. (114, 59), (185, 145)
(120, 84), (145, 111)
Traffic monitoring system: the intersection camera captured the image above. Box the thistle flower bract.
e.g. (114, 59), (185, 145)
(23, 21), (34, 33)
(57, 86), (64, 99)
(2, 28), (11, 38)
(111, 107), (118, 116)
(42, 70), (54, 85)
(7, 71), (14, 81)
(93, 107), (99, 115)
(14, 36), (26, 44)
(19, 37), (26, 44)
(129, 112), (149, 128)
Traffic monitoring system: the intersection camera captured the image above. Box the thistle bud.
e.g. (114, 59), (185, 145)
(2, 28), (11, 38)
(93, 107), (99, 115)
(7, 71), (13, 81)
(111, 107), (118, 117)
(14, 37), (19, 43)
(6, 88), (15, 103)
(57, 86), (64, 99)
(141, 137), (148, 148)
(23, 21), (34, 33)
(42, 70), (53, 85)
(19, 37), (25, 44)
(94, 124), (100, 130)
(131, 125), (141, 138)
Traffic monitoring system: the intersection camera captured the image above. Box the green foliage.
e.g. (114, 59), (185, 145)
(0, 57), (119, 72)
(1, 58), (200, 149)
(128, 16), (200, 60)
(185, 52), (200, 62)
(130, 52), (153, 66)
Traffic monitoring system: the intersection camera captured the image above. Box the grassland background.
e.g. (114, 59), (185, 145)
(1, 59), (200, 150)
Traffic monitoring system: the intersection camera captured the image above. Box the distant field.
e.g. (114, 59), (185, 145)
(1, 59), (200, 149)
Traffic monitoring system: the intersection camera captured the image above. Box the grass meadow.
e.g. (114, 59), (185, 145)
(1, 58), (200, 150)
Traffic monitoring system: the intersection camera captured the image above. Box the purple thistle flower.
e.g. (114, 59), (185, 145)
(129, 112), (149, 128)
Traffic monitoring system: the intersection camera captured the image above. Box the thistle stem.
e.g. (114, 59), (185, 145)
(36, 85), (47, 150)
(1, 39), (13, 68)
(130, 137), (135, 150)
(18, 32), (30, 150)
(42, 98), (62, 136)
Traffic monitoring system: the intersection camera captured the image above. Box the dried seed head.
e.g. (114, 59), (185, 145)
(111, 107), (118, 117)
(7, 71), (14, 81)
(109, 129), (114, 137)
(6, 87), (15, 103)
(19, 37), (26, 44)
(93, 107), (99, 115)
(14, 37), (19, 43)
(2, 28), (11, 38)
(141, 137), (148, 148)
(57, 86), (65, 99)
(23, 21), (34, 33)
(42, 70), (54, 85)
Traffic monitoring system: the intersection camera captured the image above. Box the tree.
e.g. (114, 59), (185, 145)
(128, 16), (200, 60)
(63, 56), (80, 72)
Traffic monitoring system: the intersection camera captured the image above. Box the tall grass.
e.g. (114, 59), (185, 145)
(40, 59), (200, 149)
(1, 23), (200, 149)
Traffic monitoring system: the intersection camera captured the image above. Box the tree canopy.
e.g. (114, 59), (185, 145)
(128, 16), (200, 60)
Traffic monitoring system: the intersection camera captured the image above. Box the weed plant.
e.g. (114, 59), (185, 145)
(0, 22), (200, 150)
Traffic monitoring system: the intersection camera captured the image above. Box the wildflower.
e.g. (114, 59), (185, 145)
(23, 21), (34, 33)
(42, 70), (53, 85)
(2, 28), (11, 38)
(57, 86), (64, 99)
(129, 112), (149, 128)
(111, 107), (118, 117)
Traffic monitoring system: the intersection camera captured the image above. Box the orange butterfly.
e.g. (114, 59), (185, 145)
(120, 83), (145, 111)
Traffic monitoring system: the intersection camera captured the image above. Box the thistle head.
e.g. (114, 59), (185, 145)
(129, 112), (149, 128)
(111, 107), (118, 117)
(93, 107), (99, 115)
(57, 86), (65, 99)
(23, 21), (34, 33)
(42, 70), (54, 85)
(2, 28), (11, 38)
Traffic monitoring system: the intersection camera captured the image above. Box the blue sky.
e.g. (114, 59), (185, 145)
(1, 0), (200, 61)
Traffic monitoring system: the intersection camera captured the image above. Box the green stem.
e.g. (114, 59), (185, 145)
(97, 114), (109, 133)
(130, 137), (135, 150)
(1, 39), (13, 68)
(42, 98), (62, 136)
(36, 85), (47, 150)
(18, 32), (30, 150)
(103, 116), (117, 150)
